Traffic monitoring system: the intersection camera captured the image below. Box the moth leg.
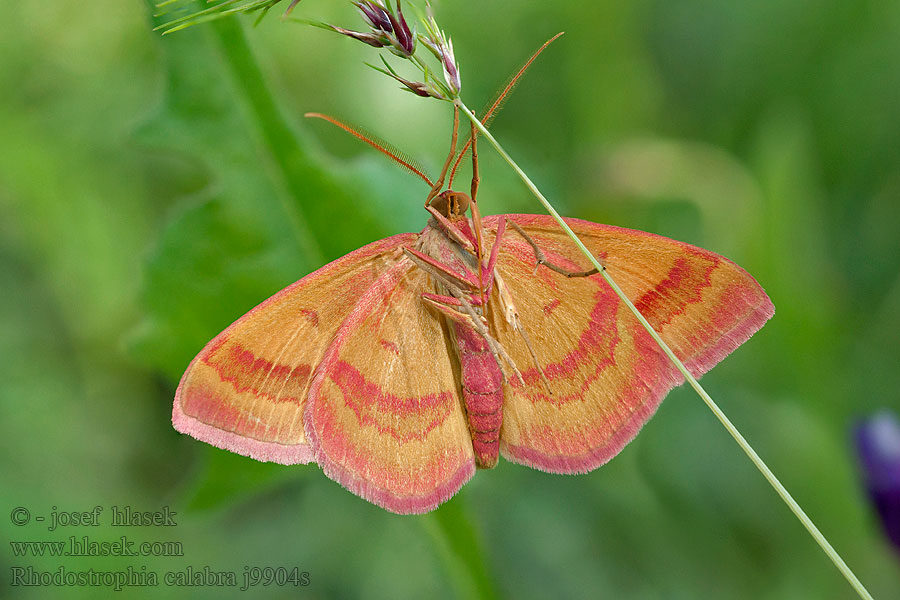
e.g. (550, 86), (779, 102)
(422, 292), (484, 308)
(421, 295), (486, 329)
(443, 290), (525, 388)
(509, 220), (604, 277)
(476, 329), (525, 388)
(492, 270), (552, 394)
(480, 216), (506, 296)
(413, 265), (524, 386)
(512, 320), (552, 394)
(403, 247), (480, 291)
(405, 239), (524, 385)
(424, 205), (477, 253)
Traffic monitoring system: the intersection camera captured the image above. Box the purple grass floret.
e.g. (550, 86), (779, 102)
(326, 1), (415, 58)
(855, 411), (900, 552)
(322, 24), (389, 49)
(317, 0), (460, 101)
(387, 1), (415, 57)
(354, 1), (393, 32)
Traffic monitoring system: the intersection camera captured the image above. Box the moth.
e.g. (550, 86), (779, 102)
(172, 86), (774, 514)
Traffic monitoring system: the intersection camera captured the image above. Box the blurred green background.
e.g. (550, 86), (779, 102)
(2, 0), (899, 598)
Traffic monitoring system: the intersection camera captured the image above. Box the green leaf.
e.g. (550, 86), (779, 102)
(422, 493), (500, 600)
(134, 2), (392, 379)
(183, 447), (306, 512)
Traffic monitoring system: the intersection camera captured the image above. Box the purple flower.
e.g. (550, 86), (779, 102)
(438, 36), (460, 95)
(855, 411), (900, 552)
(387, 0), (415, 58)
(322, 24), (389, 49)
(420, 11), (461, 96)
(354, 1), (393, 32)
(330, 0), (415, 58)
(390, 74), (443, 99)
(321, 0), (457, 100)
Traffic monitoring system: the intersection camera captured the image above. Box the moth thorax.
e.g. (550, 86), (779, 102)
(431, 190), (471, 219)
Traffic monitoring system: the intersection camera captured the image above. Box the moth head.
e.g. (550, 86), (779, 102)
(431, 190), (471, 219)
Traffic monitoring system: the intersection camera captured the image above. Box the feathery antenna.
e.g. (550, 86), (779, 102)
(448, 32), (564, 187)
(305, 112), (433, 187)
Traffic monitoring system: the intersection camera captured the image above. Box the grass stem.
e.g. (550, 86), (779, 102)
(457, 100), (875, 600)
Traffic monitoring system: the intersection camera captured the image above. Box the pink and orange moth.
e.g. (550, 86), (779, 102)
(172, 33), (774, 516)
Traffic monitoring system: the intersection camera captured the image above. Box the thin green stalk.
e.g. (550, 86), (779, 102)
(204, 12), (394, 264)
(457, 101), (875, 600)
(206, 15), (324, 265)
(421, 496), (500, 600)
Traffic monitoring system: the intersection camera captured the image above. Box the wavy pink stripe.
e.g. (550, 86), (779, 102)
(495, 214), (775, 474)
(502, 296), (774, 473)
(311, 399), (475, 513)
(305, 257), (476, 514)
(173, 385), (314, 465)
(172, 233), (417, 465)
(330, 360), (455, 442)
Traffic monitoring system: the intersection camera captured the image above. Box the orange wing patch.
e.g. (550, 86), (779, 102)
(173, 234), (415, 465)
(305, 258), (476, 514)
(483, 215), (773, 474)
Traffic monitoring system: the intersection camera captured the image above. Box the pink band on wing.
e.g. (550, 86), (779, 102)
(172, 395), (314, 465)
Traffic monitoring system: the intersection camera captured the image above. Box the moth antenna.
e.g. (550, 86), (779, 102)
(448, 32), (564, 187)
(479, 33), (565, 128)
(305, 112), (433, 187)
